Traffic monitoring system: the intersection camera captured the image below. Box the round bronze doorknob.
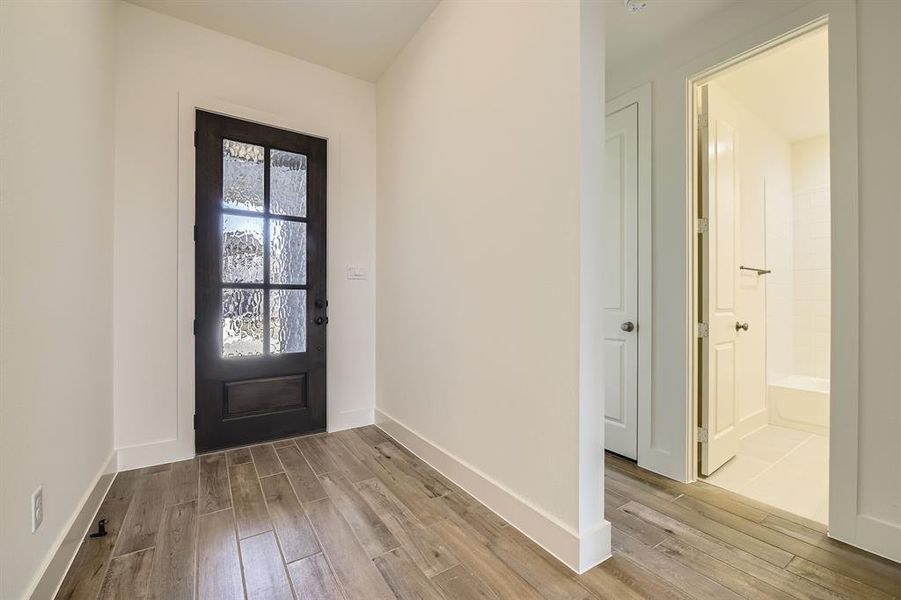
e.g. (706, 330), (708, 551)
(735, 321), (749, 331)
(621, 321), (635, 332)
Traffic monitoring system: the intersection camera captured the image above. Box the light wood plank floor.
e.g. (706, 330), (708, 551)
(56, 426), (901, 599)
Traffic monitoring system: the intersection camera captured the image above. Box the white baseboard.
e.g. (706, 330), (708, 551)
(374, 408), (611, 574)
(117, 438), (193, 471)
(577, 521), (613, 573)
(328, 406), (374, 433)
(27, 451), (118, 600)
(117, 406), (374, 471)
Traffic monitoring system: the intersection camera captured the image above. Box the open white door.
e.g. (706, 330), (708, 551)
(603, 103), (639, 460)
(699, 85), (742, 475)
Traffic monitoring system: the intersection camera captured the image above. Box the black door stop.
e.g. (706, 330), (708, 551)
(89, 519), (108, 538)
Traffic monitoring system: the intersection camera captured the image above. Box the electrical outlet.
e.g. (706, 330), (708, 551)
(31, 486), (43, 533)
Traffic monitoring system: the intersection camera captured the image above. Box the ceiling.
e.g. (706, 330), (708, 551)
(715, 28), (829, 142)
(126, 0), (440, 82)
(127, 0), (819, 103)
(604, 0), (739, 70)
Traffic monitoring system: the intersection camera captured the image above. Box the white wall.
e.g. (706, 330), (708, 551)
(608, 0), (901, 561)
(849, 0), (901, 559)
(0, 2), (117, 598)
(114, 2), (377, 468)
(376, 0), (608, 572)
(791, 135), (830, 379)
(707, 82), (793, 435)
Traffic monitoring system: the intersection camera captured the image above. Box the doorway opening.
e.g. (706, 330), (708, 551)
(693, 25), (830, 524)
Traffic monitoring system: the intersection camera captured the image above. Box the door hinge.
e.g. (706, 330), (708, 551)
(697, 427), (709, 443)
(193, 414), (197, 430)
(696, 217), (709, 234)
(193, 224), (197, 241)
(697, 113), (709, 130)
(193, 319), (197, 335)
(194, 130), (197, 147)
(697, 322), (709, 338)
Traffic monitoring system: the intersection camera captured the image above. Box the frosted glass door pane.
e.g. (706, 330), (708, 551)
(270, 149), (307, 217)
(223, 140), (264, 211)
(222, 214), (264, 283)
(269, 220), (306, 284)
(270, 289), (306, 354)
(222, 288), (264, 357)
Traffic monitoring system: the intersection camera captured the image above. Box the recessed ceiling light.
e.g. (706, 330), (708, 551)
(625, 0), (649, 13)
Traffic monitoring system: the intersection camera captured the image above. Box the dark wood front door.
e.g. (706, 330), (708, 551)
(194, 110), (327, 452)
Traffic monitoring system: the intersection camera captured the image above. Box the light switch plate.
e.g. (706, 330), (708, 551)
(346, 266), (367, 280)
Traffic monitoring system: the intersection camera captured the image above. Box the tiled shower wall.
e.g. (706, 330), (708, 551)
(791, 136), (830, 379)
(765, 164), (795, 382)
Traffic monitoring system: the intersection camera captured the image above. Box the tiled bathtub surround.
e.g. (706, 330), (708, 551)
(765, 135), (830, 383)
(791, 135), (831, 379)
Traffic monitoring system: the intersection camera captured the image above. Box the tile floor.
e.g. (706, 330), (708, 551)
(701, 424), (829, 523)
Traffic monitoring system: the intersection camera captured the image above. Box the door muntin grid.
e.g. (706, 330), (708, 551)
(220, 140), (308, 358)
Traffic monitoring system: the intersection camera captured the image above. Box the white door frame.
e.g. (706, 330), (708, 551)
(605, 83), (652, 465)
(686, 5), (865, 550)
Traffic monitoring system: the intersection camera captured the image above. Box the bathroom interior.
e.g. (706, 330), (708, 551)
(700, 28), (831, 524)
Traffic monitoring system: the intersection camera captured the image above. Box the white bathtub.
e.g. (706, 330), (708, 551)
(768, 375), (830, 435)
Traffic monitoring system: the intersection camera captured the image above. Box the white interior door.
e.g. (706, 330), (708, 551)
(603, 104), (639, 460)
(699, 85), (741, 475)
